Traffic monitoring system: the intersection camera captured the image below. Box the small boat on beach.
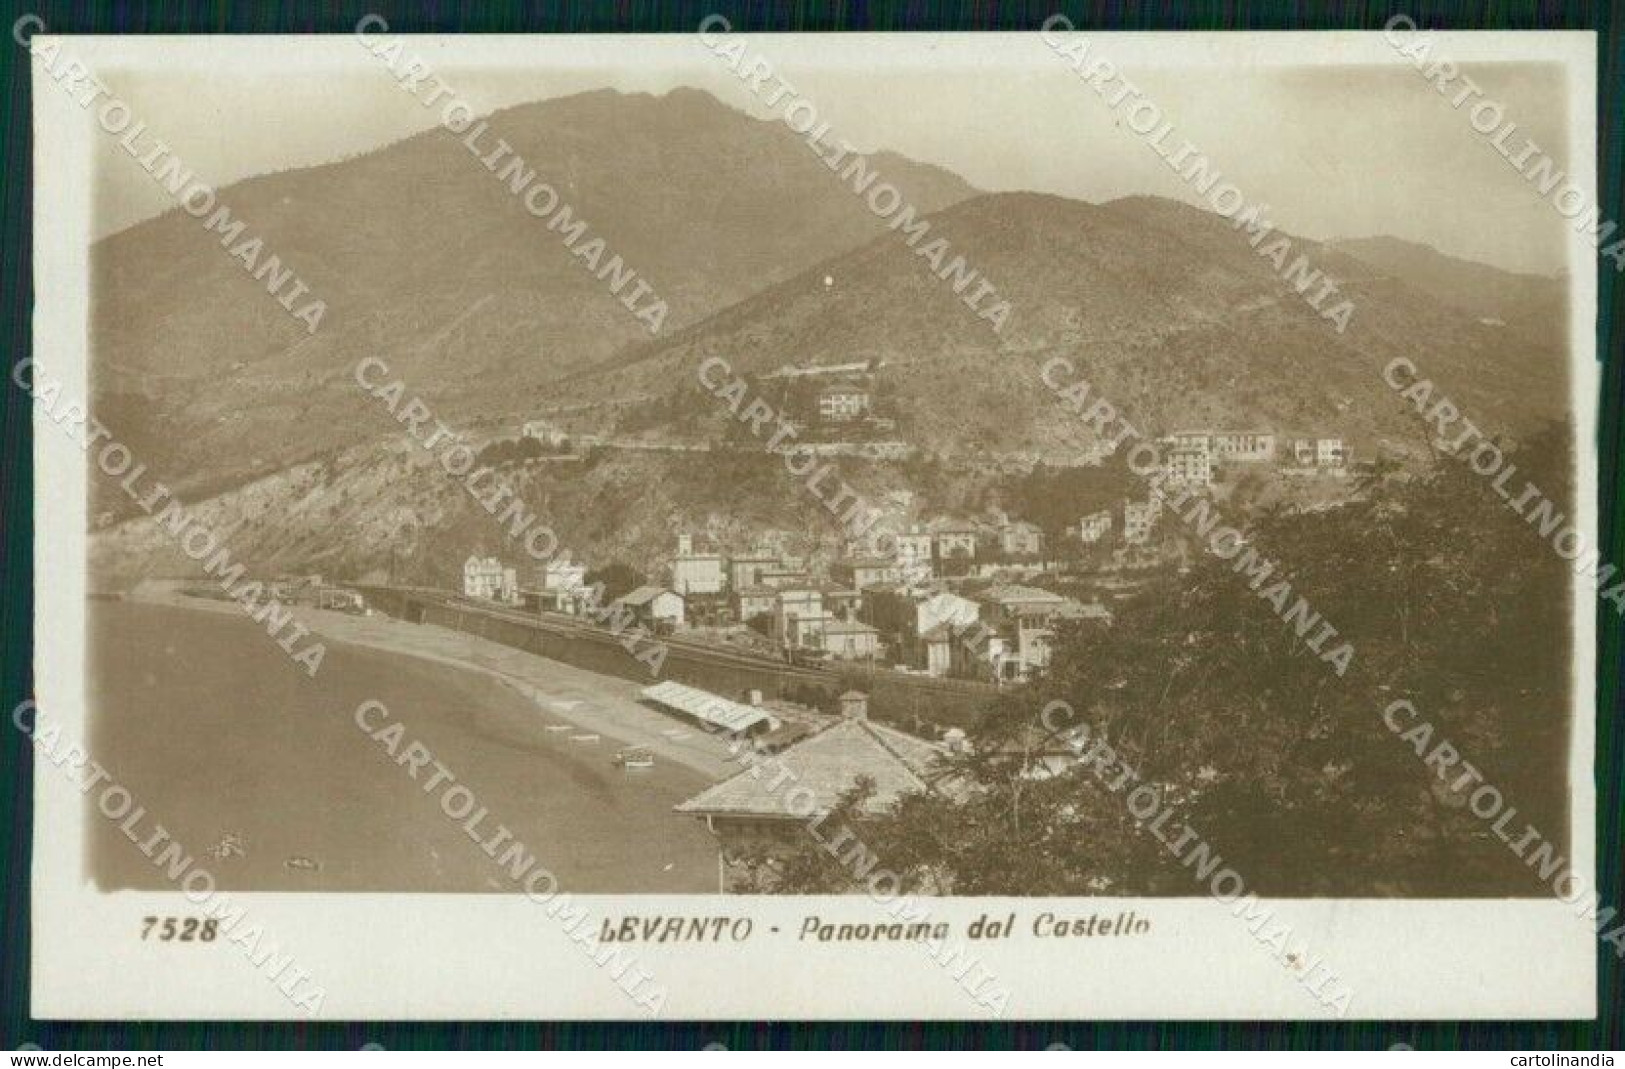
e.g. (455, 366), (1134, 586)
(612, 747), (655, 770)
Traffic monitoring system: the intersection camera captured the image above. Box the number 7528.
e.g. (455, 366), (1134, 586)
(141, 916), (219, 941)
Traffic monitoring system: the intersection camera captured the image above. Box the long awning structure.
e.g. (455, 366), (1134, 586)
(640, 681), (780, 734)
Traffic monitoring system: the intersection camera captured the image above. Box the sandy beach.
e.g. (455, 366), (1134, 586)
(92, 590), (730, 892)
(128, 581), (742, 780)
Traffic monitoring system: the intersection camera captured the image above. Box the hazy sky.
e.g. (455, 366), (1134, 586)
(94, 47), (1573, 275)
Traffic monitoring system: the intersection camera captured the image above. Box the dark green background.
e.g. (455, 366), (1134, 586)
(1, 0), (1619, 1051)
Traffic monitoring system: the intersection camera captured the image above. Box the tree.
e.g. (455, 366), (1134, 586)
(782, 426), (1575, 897)
(585, 562), (646, 603)
(1007, 456), (1138, 541)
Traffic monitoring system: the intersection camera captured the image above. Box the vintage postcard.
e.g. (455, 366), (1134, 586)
(25, 27), (1603, 1020)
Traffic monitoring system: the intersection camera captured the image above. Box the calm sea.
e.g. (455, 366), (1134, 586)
(87, 600), (719, 893)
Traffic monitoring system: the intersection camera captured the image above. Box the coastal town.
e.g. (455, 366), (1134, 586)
(92, 343), (1375, 898)
(384, 357), (1362, 890)
(457, 359), (1352, 688)
(46, 27), (1594, 1033)
(75, 76), (1571, 913)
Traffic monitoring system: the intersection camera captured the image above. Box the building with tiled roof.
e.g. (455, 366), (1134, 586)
(926, 518), (979, 563)
(1054, 599), (1113, 622)
(821, 618), (881, 660)
(675, 719), (940, 824)
(614, 585), (684, 628)
(733, 585), (778, 626)
(998, 519), (1046, 558)
(671, 533), (725, 596)
(676, 696), (946, 887)
(974, 583), (1067, 622)
(833, 557), (900, 590)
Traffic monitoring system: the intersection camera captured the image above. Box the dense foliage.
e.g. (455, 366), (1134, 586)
(584, 562), (647, 603)
(475, 434), (575, 467)
(1005, 456), (1139, 542)
(763, 428), (1576, 897)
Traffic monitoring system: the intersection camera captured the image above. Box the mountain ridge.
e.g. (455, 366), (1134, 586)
(549, 189), (1565, 462)
(86, 88), (1570, 582)
(90, 86), (982, 503)
(1323, 234), (1566, 346)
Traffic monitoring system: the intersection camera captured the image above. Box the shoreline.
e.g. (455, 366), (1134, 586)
(122, 582), (740, 783)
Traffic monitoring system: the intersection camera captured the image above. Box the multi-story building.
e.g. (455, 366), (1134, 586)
(888, 527), (936, 581)
(1077, 510), (1113, 544)
(818, 383), (870, 422)
(782, 612), (832, 649)
(1166, 431), (1211, 452)
(1009, 600), (1109, 680)
(463, 555), (518, 604)
(895, 527), (936, 558)
(1162, 446), (1214, 488)
(1211, 432), (1276, 463)
(759, 568), (813, 589)
(1122, 500), (1162, 545)
(863, 586), (981, 673)
(999, 520), (1045, 558)
(729, 552), (781, 592)
(821, 618), (881, 660)
(1014, 618), (1057, 678)
(833, 557), (900, 590)
(1288, 437), (1346, 467)
(530, 558), (589, 614)
(733, 586), (778, 628)
(932, 524), (979, 562)
(540, 559), (587, 594)
(1316, 438), (1347, 466)
(670, 534), (725, 596)
(772, 587), (825, 646)
(1168, 431), (1277, 464)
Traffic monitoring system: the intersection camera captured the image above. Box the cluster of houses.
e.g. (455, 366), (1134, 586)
(462, 556), (520, 603)
(1063, 430), (1349, 551)
(1157, 430), (1347, 489)
(660, 527), (1109, 684)
(189, 573), (368, 615)
(458, 426), (1352, 675)
(1071, 498), (1164, 549)
(762, 361), (899, 439)
(460, 515), (1111, 684)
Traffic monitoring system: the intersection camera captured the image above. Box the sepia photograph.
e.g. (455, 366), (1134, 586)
(19, 23), (1608, 1027)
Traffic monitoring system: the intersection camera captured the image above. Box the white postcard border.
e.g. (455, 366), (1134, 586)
(29, 30), (1600, 1021)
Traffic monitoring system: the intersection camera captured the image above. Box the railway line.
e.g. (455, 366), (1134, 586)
(383, 588), (838, 685)
(362, 586), (1000, 712)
